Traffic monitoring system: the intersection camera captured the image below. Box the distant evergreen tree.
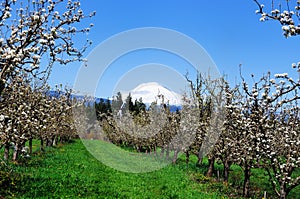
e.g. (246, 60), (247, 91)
(111, 92), (123, 114)
(97, 98), (106, 112)
(132, 98), (146, 115)
(86, 103), (96, 124)
(122, 94), (146, 115)
(125, 93), (134, 112)
(95, 98), (112, 121)
(106, 99), (112, 113)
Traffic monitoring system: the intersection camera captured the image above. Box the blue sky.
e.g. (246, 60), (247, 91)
(48, 0), (300, 98)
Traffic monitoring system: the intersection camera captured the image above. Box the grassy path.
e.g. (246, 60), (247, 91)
(11, 140), (229, 199)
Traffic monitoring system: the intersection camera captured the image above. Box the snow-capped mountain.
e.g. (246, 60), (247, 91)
(128, 82), (183, 106)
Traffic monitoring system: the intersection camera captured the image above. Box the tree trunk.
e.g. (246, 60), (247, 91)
(154, 146), (158, 157)
(4, 144), (9, 160)
(172, 149), (179, 164)
(53, 136), (57, 146)
(29, 138), (33, 154)
(46, 138), (52, 147)
(279, 184), (287, 199)
(12, 143), (19, 161)
(223, 160), (232, 183)
(185, 151), (190, 165)
(196, 151), (203, 165)
(59, 136), (63, 144)
(40, 138), (45, 151)
(166, 146), (170, 160)
(206, 157), (215, 177)
(160, 147), (165, 157)
(243, 164), (251, 198)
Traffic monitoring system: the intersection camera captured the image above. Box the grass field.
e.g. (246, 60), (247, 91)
(1, 139), (299, 198)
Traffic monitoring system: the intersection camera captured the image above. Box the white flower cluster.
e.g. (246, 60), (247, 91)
(0, 75), (77, 161)
(274, 73), (288, 78)
(0, 0), (95, 161)
(197, 64), (300, 197)
(0, 0), (95, 82)
(254, 0), (300, 38)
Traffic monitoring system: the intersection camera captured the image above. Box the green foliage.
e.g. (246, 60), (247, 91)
(191, 172), (211, 183)
(111, 91), (123, 112)
(0, 162), (24, 197)
(1, 140), (299, 198)
(3, 140), (228, 199)
(95, 98), (112, 121)
(124, 93), (146, 115)
(0, 170), (24, 197)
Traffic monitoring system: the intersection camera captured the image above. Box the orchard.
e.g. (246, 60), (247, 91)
(0, 1), (300, 199)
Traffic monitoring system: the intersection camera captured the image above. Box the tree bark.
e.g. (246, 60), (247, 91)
(206, 157), (215, 177)
(223, 160), (232, 183)
(160, 147), (165, 158)
(53, 136), (57, 146)
(196, 151), (203, 165)
(243, 164), (251, 198)
(154, 146), (158, 157)
(185, 151), (190, 165)
(172, 149), (179, 164)
(46, 138), (52, 147)
(166, 146), (170, 160)
(29, 138), (33, 154)
(279, 184), (287, 199)
(12, 143), (19, 161)
(40, 138), (45, 151)
(4, 144), (9, 160)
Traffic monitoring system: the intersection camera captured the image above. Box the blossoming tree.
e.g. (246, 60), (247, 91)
(0, 0), (94, 161)
(254, 0), (300, 37)
(0, 0), (95, 93)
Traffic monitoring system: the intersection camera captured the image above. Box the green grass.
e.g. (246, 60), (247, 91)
(1, 139), (299, 198)
(81, 139), (170, 173)
(5, 140), (229, 199)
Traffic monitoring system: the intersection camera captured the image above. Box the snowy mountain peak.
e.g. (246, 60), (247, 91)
(129, 82), (182, 105)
